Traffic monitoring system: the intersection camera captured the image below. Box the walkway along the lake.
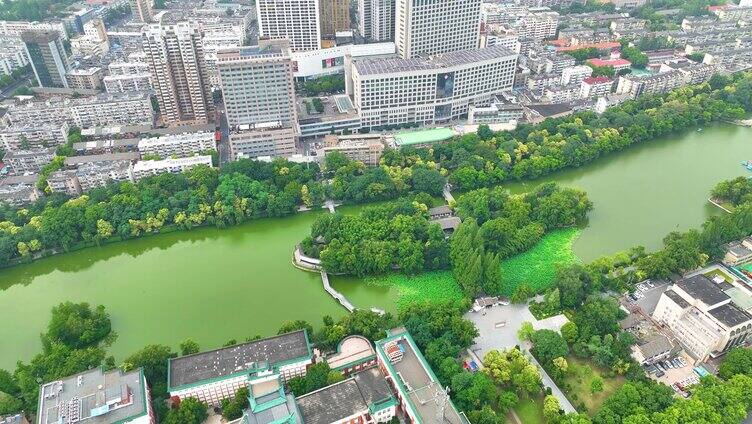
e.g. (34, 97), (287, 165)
(292, 246), (385, 315)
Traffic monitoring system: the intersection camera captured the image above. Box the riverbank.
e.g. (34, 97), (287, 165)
(2, 123), (752, 370)
(708, 197), (735, 213)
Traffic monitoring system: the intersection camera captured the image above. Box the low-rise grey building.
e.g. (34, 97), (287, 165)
(37, 367), (154, 424)
(3, 147), (55, 174)
(137, 132), (216, 159)
(0, 174), (40, 206)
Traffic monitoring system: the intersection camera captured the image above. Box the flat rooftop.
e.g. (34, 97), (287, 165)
(664, 289), (690, 309)
(724, 286), (752, 312)
(168, 330), (311, 390)
(376, 331), (468, 424)
(326, 335), (376, 371)
(677, 274), (730, 306)
(354, 45), (515, 76)
(394, 127), (455, 147)
(38, 368), (148, 424)
(708, 302), (752, 328)
(65, 152), (140, 165)
(296, 367), (393, 424)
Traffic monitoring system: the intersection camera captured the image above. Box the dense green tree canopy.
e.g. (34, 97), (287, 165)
(46, 302), (113, 349)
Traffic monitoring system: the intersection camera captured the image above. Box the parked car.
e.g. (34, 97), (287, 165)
(655, 370), (665, 377)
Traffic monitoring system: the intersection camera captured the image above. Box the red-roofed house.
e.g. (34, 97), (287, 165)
(580, 76), (613, 98)
(587, 58), (632, 72)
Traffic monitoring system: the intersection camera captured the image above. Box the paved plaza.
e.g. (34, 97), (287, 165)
(465, 303), (576, 413)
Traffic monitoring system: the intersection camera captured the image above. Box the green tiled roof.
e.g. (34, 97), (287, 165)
(394, 128), (455, 146)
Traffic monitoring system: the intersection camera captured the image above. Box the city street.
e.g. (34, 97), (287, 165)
(215, 101), (231, 166)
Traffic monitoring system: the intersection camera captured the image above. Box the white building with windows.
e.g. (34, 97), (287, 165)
(132, 155), (213, 180)
(394, 0), (481, 58)
(142, 23), (214, 125)
(104, 56), (152, 94)
(0, 20), (68, 39)
(217, 44), (298, 129)
(0, 123), (69, 151)
(348, 45), (517, 129)
(580, 76), (613, 98)
(229, 124), (297, 160)
(256, 0), (321, 52)
(138, 132), (216, 158)
(513, 7), (559, 41)
(652, 274), (752, 361)
(359, 0), (395, 41)
(219, 43), (299, 160)
(3, 93), (154, 128)
(0, 35), (29, 76)
(2, 147), (55, 174)
(168, 330), (313, 406)
(71, 92), (155, 128)
(561, 65), (592, 85)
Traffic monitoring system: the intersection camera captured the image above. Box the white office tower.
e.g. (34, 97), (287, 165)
(256, 0), (321, 52)
(130, 0), (154, 23)
(348, 45), (517, 128)
(394, 0), (481, 58)
(359, 0), (395, 41)
(142, 23), (214, 125)
(218, 42), (298, 159)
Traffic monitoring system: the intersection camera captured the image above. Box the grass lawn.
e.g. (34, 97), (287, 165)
(561, 356), (625, 415)
(704, 268), (734, 283)
(512, 395), (545, 424)
(499, 228), (581, 296)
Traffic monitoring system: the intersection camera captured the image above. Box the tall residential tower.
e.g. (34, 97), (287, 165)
(22, 30), (69, 88)
(256, 0), (321, 52)
(218, 42), (298, 159)
(359, 0), (395, 41)
(142, 23), (214, 125)
(394, 0), (481, 58)
(319, 0), (350, 38)
(130, 0), (154, 23)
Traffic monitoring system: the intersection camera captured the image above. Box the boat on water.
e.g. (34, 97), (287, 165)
(697, 128), (703, 132)
(742, 160), (752, 171)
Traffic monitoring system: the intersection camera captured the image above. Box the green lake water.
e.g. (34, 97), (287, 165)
(332, 124), (752, 307)
(1, 123), (751, 369)
(0, 210), (347, 370)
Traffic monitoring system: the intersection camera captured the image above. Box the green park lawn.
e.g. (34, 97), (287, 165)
(499, 228), (581, 296)
(512, 395), (545, 424)
(561, 356), (625, 415)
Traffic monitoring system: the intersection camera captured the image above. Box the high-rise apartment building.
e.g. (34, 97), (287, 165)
(394, 0), (481, 58)
(130, 0), (154, 23)
(320, 0), (350, 38)
(22, 30), (69, 88)
(218, 42), (298, 159)
(218, 43), (297, 128)
(142, 23), (214, 125)
(256, 0), (321, 52)
(359, 0), (395, 41)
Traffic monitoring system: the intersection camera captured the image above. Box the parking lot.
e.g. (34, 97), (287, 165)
(624, 279), (670, 314)
(647, 351), (699, 396)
